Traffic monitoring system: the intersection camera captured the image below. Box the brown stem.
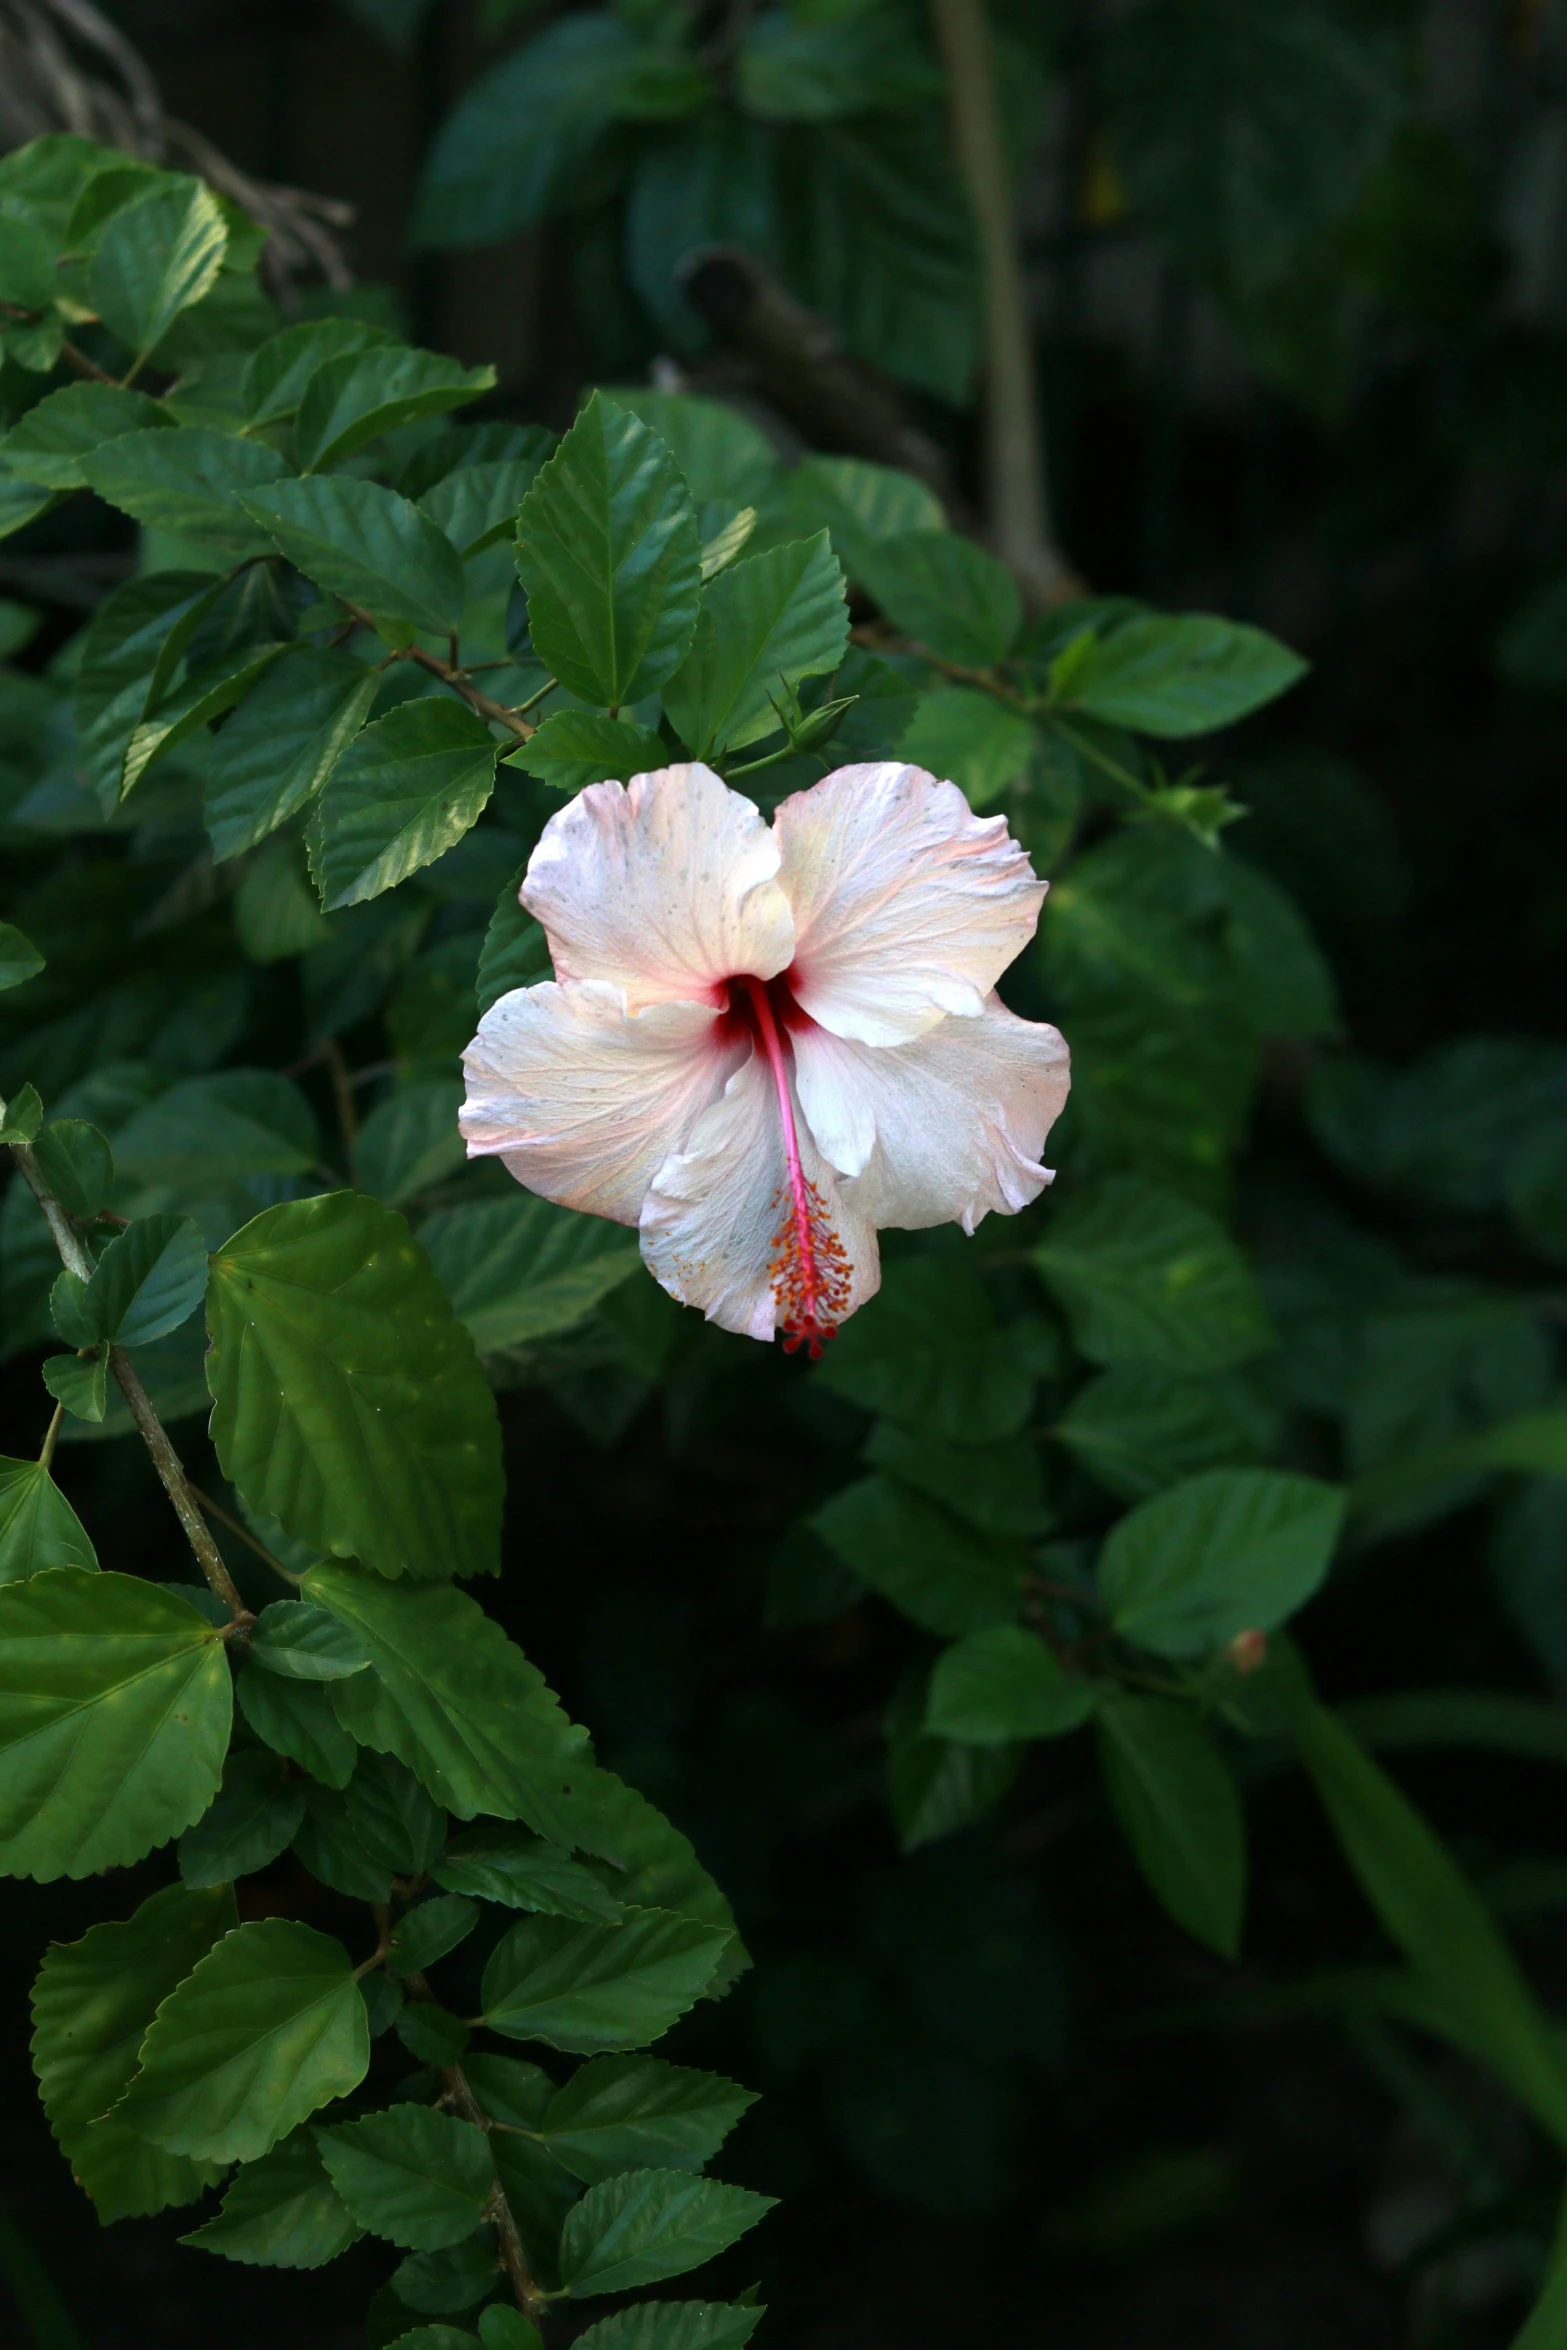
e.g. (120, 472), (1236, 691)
(59, 339), (119, 387)
(185, 1481), (298, 1582)
(928, 0), (1080, 609)
(340, 604), (537, 740)
(444, 2059), (547, 2321)
(7, 1140), (250, 1621)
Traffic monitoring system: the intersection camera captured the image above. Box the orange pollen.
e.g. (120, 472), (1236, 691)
(733, 972), (853, 1360)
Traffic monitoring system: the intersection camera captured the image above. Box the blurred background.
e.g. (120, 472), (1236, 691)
(5, 2), (1567, 2345)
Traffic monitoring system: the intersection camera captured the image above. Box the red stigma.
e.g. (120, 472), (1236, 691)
(725, 972), (853, 1357)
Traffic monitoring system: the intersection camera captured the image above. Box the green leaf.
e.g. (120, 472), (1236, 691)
(297, 348), (497, 472)
(420, 1195), (642, 1354)
(356, 1080), (466, 1206)
(206, 1191), (505, 1581)
(925, 1627), (1094, 1744)
(434, 1825), (625, 1923)
(31, 1882), (234, 2221)
(118, 1917), (370, 2162)
(0, 381), (170, 489)
(1054, 1364), (1266, 1500)
(570, 1772), (743, 1979)
(205, 645), (378, 860)
(88, 177), (228, 355)
(1295, 1704), (1567, 2145)
(346, 1748), (448, 1873)
(237, 1666), (357, 1789)
(462, 2054), (553, 2130)
(71, 567), (221, 804)
(250, 1598), (371, 1681)
(811, 1475), (1024, 1638)
(1034, 1176), (1274, 1370)
(481, 1909), (733, 2055)
(515, 392), (702, 708)
(814, 1256), (1036, 1440)
(0, 1455), (97, 1583)
(387, 1895), (479, 1977)
(395, 2004), (471, 2067)
(241, 316), (396, 424)
(113, 1068), (320, 1191)
(0, 920), (44, 990)
(419, 448), (553, 558)
(80, 426), (289, 562)
(539, 2057), (757, 2186)
(0, 1081), (43, 1144)
(662, 533), (848, 758)
(123, 640), (289, 800)
(739, 5), (938, 119)
(1510, 2264), (1567, 2350)
(0, 202), (58, 307)
(183, 2129), (363, 2267)
(242, 477), (466, 635)
(559, 2170), (775, 2297)
(77, 1211), (208, 1347)
(857, 531), (1020, 667)
(1097, 1694), (1245, 1956)
(32, 1117), (114, 1217)
(475, 865), (552, 1017)
(507, 711), (669, 793)
(1054, 613), (1307, 737)
(0, 473), (61, 539)
(42, 1350), (108, 1423)
(0, 1567), (230, 1879)
(319, 2105), (493, 2250)
(862, 1421), (1048, 1538)
(604, 391), (779, 507)
(304, 1561), (595, 1845)
(312, 697), (499, 910)
(573, 2305), (761, 2350)
(293, 1781), (392, 1901)
(178, 1750), (307, 1888)
(481, 2313), (547, 2350)
(899, 685), (1034, 809)
(885, 1682), (1020, 1851)
(783, 455), (945, 579)
(1100, 1468), (1346, 1657)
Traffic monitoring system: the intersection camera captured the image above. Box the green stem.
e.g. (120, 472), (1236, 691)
(38, 1400), (63, 1473)
(1045, 712), (1154, 805)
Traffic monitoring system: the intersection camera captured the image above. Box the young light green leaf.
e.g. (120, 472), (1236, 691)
(237, 1666), (358, 1789)
(420, 1195), (642, 1355)
(182, 2129), (364, 2267)
(899, 684), (1034, 809)
(1097, 1694), (1245, 1957)
(207, 1192), (505, 1582)
(31, 1882), (234, 2221)
(662, 532), (848, 758)
(304, 1560), (594, 1846)
(573, 2304), (761, 2350)
(434, 1825), (625, 1924)
(242, 476), (466, 634)
(118, 1917), (370, 2163)
(420, 453), (551, 558)
(204, 644), (378, 860)
(0, 380), (170, 488)
(925, 1626), (1094, 1744)
(559, 2169), (775, 2297)
(480, 1910), (733, 2054)
(0, 1567), (230, 1879)
(506, 710), (669, 794)
(296, 348), (496, 472)
(1100, 1468), (1346, 1657)
(250, 1599), (370, 1682)
(318, 2107), (494, 2249)
(177, 1750), (307, 1887)
(80, 426), (289, 562)
(387, 1894), (478, 1977)
(1034, 1175), (1275, 1370)
(0, 920), (44, 990)
(475, 864), (552, 1016)
(515, 392), (702, 708)
(1296, 1703), (1567, 2145)
(32, 1117), (115, 1216)
(355, 1079), (466, 1205)
(0, 1455), (97, 1583)
(1053, 613), (1308, 737)
(856, 531), (1021, 667)
(811, 1475), (1025, 1638)
(88, 177), (228, 355)
(539, 2056), (757, 2186)
(312, 697), (499, 910)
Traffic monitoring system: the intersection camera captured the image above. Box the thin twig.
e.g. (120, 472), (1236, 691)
(341, 603), (538, 740)
(38, 1399), (64, 1472)
(7, 1140), (250, 1621)
(59, 338), (118, 385)
(185, 1482), (298, 1583)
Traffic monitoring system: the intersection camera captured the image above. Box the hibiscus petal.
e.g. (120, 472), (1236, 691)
(794, 994), (1070, 1234)
(639, 1050), (880, 1342)
(774, 761), (1047, 1046)
(522, 761), (796, 1008)
(460, 979), (738, 1225)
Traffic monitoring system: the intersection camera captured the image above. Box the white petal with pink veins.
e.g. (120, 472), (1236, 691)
(639, 1050), (880, 1342)
(773, 761), (1047, 1046)
(794, 994), (1070, 1233)
(461, 979), (739, 1226)
(522, 762), (796, 1008)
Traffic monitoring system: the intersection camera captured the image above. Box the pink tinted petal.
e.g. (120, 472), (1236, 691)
(460, 979), (739, 1226)
(522, 762), (796, 1008)
(639, 1050), (880, 1342)
(794, 994), (1070, 1234)
(774, 761), (1047, 1046)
